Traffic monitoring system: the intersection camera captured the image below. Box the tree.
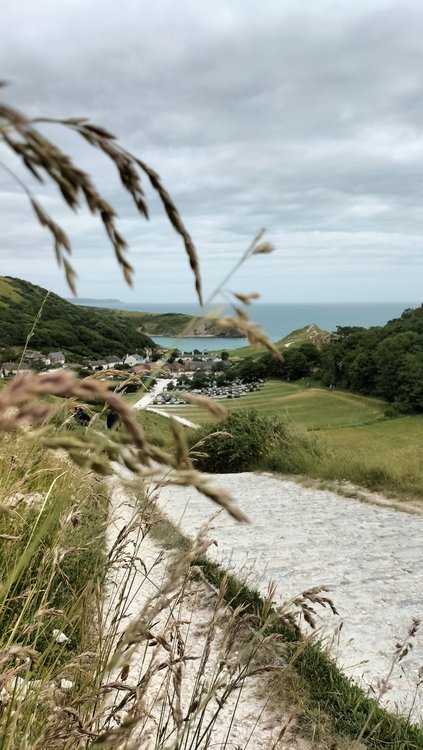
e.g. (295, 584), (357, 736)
(397, 352), (423, 412)
(221, 350), (229, 360)
(375, 332), (421, 402)
(283, 349), (309, 380)
(297, 343), (321, 369)
(192, 371), (208, 389)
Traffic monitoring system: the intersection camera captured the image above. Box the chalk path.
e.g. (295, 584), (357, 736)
(154, 472), (423, 721)
(104, 482), (310, 749)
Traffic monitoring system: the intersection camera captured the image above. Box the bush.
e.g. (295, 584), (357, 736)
(189, 410), (279, 472)
(190, 409), (325, 474)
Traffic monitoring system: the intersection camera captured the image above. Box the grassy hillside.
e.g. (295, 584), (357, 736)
(0, 277), (154, 360)
(72, 305), (245, 339)
(153, 380), (386, 427)
(229, 323), (331, 358)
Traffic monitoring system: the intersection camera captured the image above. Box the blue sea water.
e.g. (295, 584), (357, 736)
(76, 300), (420, 351)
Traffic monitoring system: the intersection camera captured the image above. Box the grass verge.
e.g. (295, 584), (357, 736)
(0, 433), (108, 748)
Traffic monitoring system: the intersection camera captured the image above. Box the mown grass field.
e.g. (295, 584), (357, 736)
(153, 380), (386, 428)
(148, 380), (423, 500)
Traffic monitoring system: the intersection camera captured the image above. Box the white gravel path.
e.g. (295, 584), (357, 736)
(105, 482), (310, 749)
(153, 472), (423, 722)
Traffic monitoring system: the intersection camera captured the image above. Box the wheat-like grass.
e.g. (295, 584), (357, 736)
(0, 99), (202, 303)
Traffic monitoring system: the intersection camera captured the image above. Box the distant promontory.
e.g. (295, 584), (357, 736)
(106, 310), (246, 338)
(67, 298), (122, 304)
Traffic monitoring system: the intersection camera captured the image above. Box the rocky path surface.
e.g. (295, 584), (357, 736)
(153, 473), (423, 722)
(105, 482), (311, 749)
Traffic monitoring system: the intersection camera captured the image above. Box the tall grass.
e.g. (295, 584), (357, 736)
(265, 433), (423, 501)
(0, 432), (108, 748)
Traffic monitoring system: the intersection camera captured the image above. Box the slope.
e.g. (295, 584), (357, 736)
(0, 277), (154, 360)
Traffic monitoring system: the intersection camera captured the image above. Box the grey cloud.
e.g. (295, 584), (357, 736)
(1, 1), (423, 302)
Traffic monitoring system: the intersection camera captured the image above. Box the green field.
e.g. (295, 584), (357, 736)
(320, 416), (423, 499)
(153, 381), (386, 428)
(148, 380), (423, 500)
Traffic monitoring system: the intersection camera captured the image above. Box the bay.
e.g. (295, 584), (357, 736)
(75, 300), (420, 352)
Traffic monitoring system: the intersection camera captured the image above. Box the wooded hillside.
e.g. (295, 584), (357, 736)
(318, 306), (423, 412)
(0, 277), (154, 359)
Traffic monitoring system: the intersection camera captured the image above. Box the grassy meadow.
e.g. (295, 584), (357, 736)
(148, 380), (384, 425)
(148, 380), (423, 500)
(154, 381), (386, 427)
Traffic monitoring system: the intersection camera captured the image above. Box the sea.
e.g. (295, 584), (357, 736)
(75, 300), (421, 352)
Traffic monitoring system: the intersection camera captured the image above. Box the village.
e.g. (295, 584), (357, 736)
(0, 347), (268, 409)
(0, 347), (230, 378)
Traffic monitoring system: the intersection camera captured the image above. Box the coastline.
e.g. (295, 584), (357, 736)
(151, 334), (246, 339)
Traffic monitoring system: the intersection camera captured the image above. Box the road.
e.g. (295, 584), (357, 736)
(132, 377), (199, 429)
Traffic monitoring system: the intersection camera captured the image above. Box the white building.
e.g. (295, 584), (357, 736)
(48, 351), (65, 365)
(124, 353), (146, 367)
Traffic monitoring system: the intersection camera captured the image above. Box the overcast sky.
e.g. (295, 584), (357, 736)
(1, 0), (423, 304)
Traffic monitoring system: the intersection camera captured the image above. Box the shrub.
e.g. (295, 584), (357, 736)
(190, 409), (326, 474)
(190, 410), (280, 472)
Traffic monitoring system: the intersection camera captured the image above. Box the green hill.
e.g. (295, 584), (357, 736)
(70, 304), (245, 339)
(0, 277), (155, 360)
(230, 323), (331, 358)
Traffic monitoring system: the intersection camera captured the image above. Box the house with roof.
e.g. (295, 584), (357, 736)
(190, 359), (215, 371)
(103, 356), (123, 369)
(169, 361), (185, 373)
(131, 362), (155, 375)
(24, 350), (50, 365)
(1, 362), (31, 377)
(89, 359), (108, 370)
(48, 351), (66, 365)
(124, 353), (146, 367)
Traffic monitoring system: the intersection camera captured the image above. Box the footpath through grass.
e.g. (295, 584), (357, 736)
(197, 557), (423, 750)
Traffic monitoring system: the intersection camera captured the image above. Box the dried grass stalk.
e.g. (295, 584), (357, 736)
(0, 100), (203, 303)
(219, 314), (282, 358)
